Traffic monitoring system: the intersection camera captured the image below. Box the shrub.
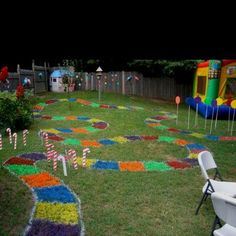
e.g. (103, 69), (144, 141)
(0, 91), (33, 133)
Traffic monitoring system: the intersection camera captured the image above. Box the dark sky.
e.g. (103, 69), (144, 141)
(1, 3), (235, 71)
(2, 35), (235, 72)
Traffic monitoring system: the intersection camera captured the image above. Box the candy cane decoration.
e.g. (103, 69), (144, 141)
(23, 129), (29, 146)
(53, 150), (58, 171)
(43, 132), (48, 146)
(6, 128), (12, 144)
(12, 133), (17, 150)
(72, 150), (78, 169)
(46, 143), (55, 162)
(82, 148), (90, 168)
(0, 134), (2, 150)
(67, 149), (78, 169)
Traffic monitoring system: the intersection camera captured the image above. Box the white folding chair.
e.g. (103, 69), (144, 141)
(195, 150), (236, 215)
(211, 192), (236, 236)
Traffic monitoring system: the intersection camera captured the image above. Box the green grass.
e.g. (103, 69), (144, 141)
(0, 91), (236, 235)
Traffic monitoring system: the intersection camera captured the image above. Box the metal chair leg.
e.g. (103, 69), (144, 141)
(195, 192), (208, 215)
(210, 215), (222, 236)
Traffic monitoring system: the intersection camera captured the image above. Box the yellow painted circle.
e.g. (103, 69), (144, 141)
(216, 97), (223, 106)
(231, 100), (236, 109)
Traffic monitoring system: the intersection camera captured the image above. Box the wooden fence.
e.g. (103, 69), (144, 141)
(142, 77), (193, 101)
(1, 63), (193, 100)
(80, 72), (192, 101)
(0, 61), (49, 94)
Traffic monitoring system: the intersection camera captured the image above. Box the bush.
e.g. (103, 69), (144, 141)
(15, 97), (34, 130)
(0, 92), (33, 134)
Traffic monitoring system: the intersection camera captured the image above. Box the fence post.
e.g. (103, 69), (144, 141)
(122, 71), (125, 95)
(91, 74), (94, 90)
(17, 64), (21, 84)
(140, 74), (144, 96)
(44, 61), (49, 92)
(85, 72), (89, 90)
(32, 60), (36, 95)
(133, 75), (136, 95)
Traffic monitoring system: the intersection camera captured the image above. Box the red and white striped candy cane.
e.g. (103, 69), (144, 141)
(0, 134), (2, 150)
(6, 128), (12, 144)
(71, 149), (78, 169)
(46, 143), (55, 161)
(82, 147), (90, 168)
(12, 133), (17, 150)
(67, 149), (78, 169)
(43, 132), (48, 146)
(23, 129), (29, 146)
(67, 149), (73, 157)
(53, 150), (58, 171)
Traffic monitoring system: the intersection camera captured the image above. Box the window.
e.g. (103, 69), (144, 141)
(197, 76), (206, 95)
(225, 78), (236, 99)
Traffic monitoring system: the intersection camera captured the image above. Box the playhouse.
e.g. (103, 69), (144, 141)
(50, 69), (75, 92)
(186, 59), (236, 119)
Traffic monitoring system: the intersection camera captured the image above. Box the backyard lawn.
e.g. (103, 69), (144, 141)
(1, 91), (236, 236)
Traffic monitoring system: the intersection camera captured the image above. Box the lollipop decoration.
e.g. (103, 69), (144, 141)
(127, 75), (132, 81)
(215, 98), (223, 129)
(175, 96), (181, 125)
(230, 100), (236, 136)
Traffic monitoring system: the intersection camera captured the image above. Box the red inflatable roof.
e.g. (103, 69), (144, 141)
(197, 60), (236, 68)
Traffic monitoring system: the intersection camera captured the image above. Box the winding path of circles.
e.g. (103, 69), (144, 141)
(3, 153), (84, 235)
(33, 98), (214, 170)
(3, 98), (236, 235)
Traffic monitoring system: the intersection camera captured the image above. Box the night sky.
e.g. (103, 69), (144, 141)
(0, 3), (235, 71)
(1, 37), (235, 72)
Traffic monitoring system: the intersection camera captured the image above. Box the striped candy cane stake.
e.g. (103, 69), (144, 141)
(43, 132), (49, 146)
(46, 143), (55, 162)
(12, 133), (17, 150)
(23, 129), (29, 146)
(67, 149), (73, 157)
(82, 147), (90, 168)
(6, 128), (12, 144)
(67, 149), (77, 169)
(71, 149), (78, 169)
(53, 150), (58, 171)
(0, 134), (2, 150)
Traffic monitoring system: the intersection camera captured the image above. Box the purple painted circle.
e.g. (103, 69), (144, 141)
(211, 99), (217, 107)
(194, 96), (201, 104)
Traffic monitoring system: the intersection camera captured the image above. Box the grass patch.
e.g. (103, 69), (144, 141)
(0, 91), (235, 235)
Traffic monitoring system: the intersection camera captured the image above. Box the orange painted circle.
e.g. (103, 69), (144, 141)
(175, 96), (180, 105)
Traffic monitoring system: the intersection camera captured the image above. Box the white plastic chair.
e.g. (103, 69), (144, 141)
(195, 150), (236, 215)
(211, 192), (236, 236)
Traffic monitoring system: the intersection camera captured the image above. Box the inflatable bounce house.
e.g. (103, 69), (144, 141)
(186, 59), (236, 119)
